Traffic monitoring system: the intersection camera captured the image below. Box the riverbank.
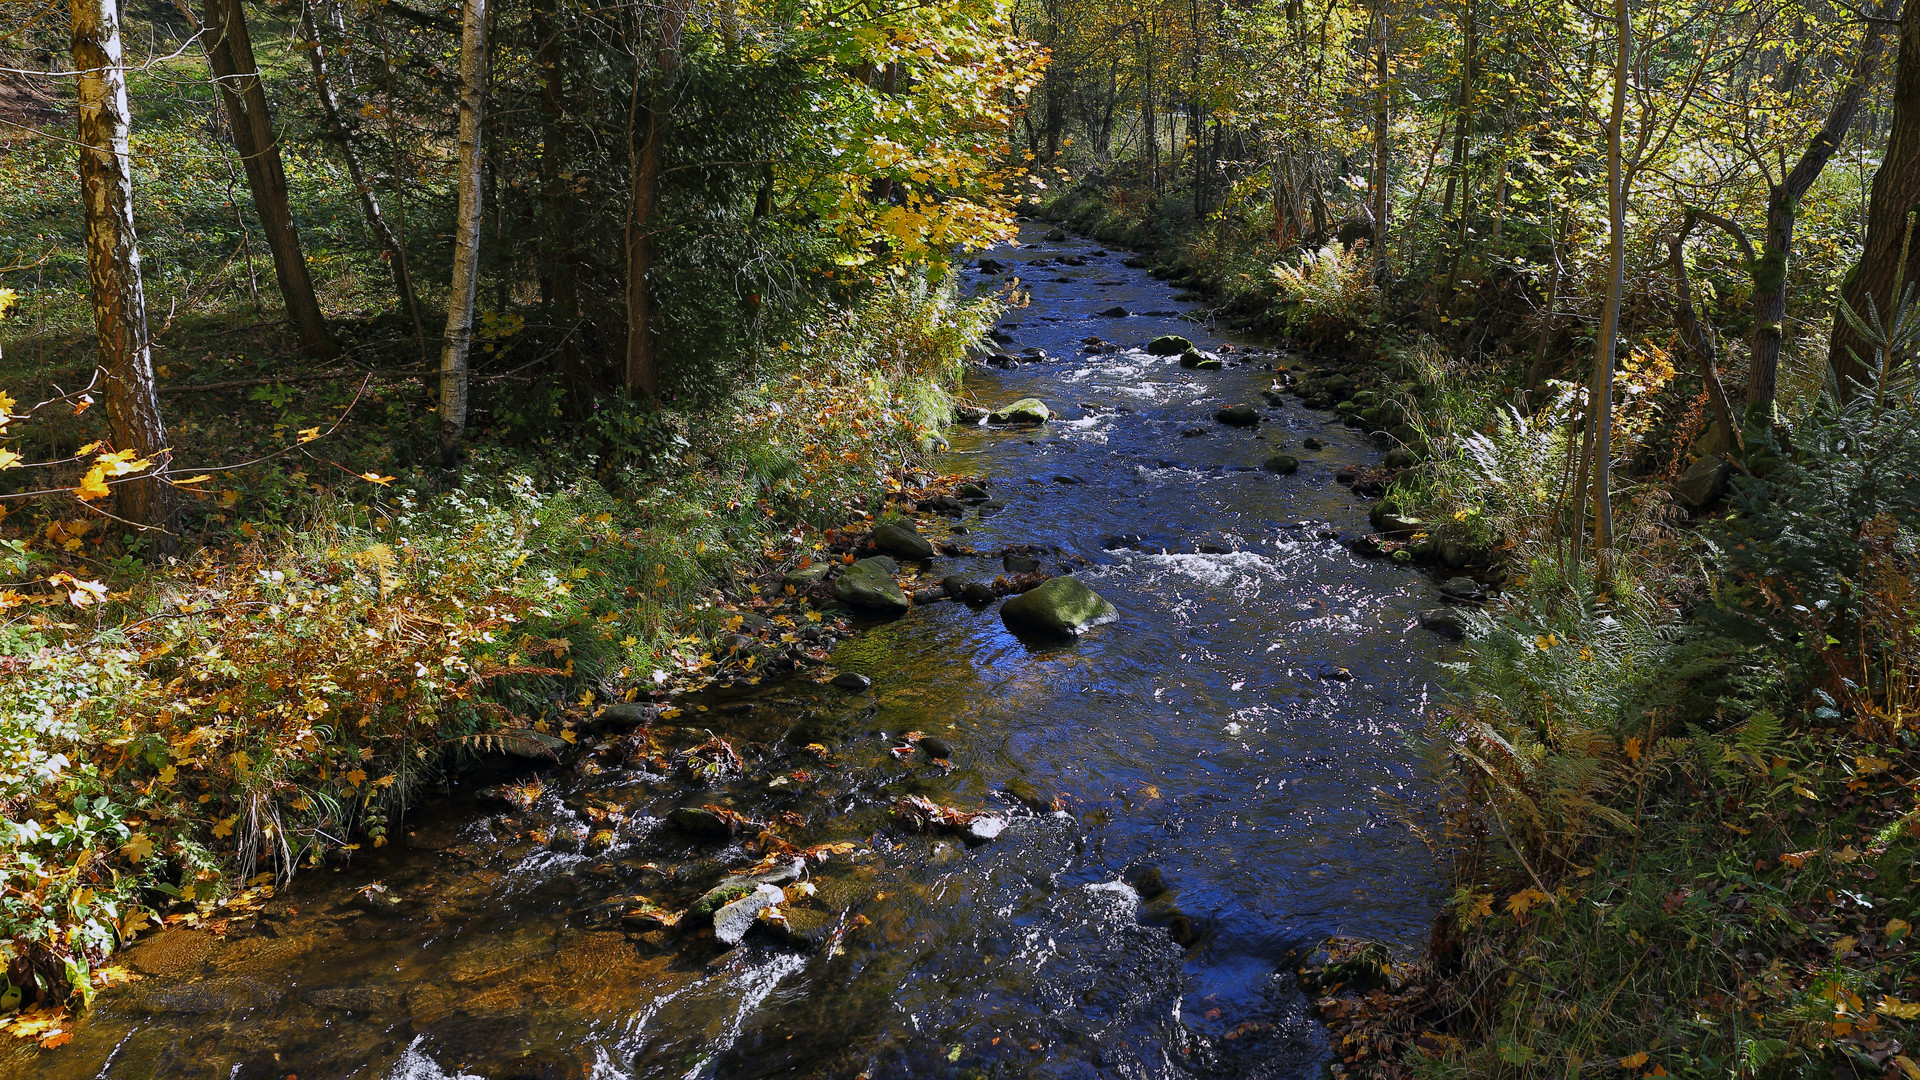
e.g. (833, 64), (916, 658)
(0, 277), (996, 1037)
(1037, 186), (1920, 1078)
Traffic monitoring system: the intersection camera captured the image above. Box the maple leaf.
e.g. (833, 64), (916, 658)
(1620, 1051), (1649, 1068)
(121, 833), (154, 862)
(1506, 887), (1549, 916)
(74, 465), (111, 501)
(360, 472), (396, 485)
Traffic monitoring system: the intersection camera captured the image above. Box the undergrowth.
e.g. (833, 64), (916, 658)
(0, 276), (992, 1017)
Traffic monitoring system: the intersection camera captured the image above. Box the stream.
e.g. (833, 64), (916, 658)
(12, 223), (1445, 1080)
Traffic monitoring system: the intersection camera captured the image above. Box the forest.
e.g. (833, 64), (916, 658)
(0, 0), (1917, 1071)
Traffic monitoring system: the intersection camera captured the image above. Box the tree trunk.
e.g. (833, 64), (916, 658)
(1668, 216), (1743, 456)
(1833, 1), (1920, 398)
(1369, 0), (1390, 276)
(1745, 17), (1889, 422)
(533, 0), (579, 370)
(202, 0), (333, 359)
(300, 1), (419, 329)
(624, 0), (690, 401)
(73, 0), (171, 535)
(438, 0), (488, 463)
(1438, 0), (1475, 224)
(1572, 0), (1628, 568)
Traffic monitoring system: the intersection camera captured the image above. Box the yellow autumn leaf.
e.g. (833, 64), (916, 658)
(297, 427), (322, 443)
(0, 449), (20, 469)
(121, 834), (154, 861)
(211, 815), (237, 838)
(1880, 997), (1920, 1020)
(346, 768), (368, 787)
(1506, 887), (1549, 916)
(74, 465), (111, 501)
(1620, 1051), (1650, 1068)
(360, 472), (395, 485)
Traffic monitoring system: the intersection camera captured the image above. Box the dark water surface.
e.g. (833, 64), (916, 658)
(13, 225), (1442, 1080)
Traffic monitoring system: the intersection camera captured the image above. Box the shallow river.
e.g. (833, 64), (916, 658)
(14, 224), (1443, 1080)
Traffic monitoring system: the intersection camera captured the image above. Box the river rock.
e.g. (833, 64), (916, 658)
(1096, 305), (1131, 317)
(694, 862), (805, 917)
(1417, 608), (1466, 640)
(1303, 437), (1324, 450)
(912, 587), (947, 605)
(831, 558), (911, 613)
(1146, 334), (1195, 355)
(1215, 404), (1260, 427)
(999, 576), (1118, 637)
(713, 884), (786, 947)
(303, 987), (396, 1012)
(988, 398), (1051, 425)
(1045, 227), (1068, 241)
(831, 671), (873, 691)
(871, 521), (934, 560)
(961, 582), (997, 604)
(1437, 577), (1487, 604)
(1003, 552), (1041, 573)
(144, 977), (282, 1015)
(1179, 349), (1223, 370)
(941, 575), (974, 597)
(591, 702), (657, 732)
(953, 404), (989, 424)
(968, 816), (1009, 842)
(918, 735), (954, 759)
(1384, 448), (1418, 469)
(666, 807), (732, 836)
(975, 258), (1005, 274)
(1675, 453), (1733, 508)
(1262, 454), (1300, 474)
(957, 482), (990, 500)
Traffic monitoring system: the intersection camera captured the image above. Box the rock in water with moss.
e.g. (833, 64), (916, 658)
(988, 398), (1051, 425)
(999, 575), (1117, 637)
(871, 521), (934, 560)
(831, 557), (911, 613)
(1179, 349), (1223, 370)
(1146, 335), (1195, 356)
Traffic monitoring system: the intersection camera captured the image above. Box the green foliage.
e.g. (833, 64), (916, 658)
(1269, 240), (1379, 345)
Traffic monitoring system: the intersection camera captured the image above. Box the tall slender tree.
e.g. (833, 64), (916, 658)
(438, 0), (489, 462)
(624, 0), (691, 400)
(72, 0), (171, 534)
(200, 0), (334, 359)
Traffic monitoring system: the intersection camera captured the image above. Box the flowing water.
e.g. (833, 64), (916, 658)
(13, 224), (1446, 1080)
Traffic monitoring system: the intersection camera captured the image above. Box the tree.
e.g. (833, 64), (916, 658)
(1832, 0), (1920, 397)
(72, 0), (171, 535)
(300, 0), (422, 337)
(624, 0), (692, 401)
(1570, 0), (1628, 566)
(1740, 15), (1889, 422)
(199, 0), (334, 359)
(438, 0), (489, 462)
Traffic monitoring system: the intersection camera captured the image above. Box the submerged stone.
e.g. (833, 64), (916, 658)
(1262, 454), (1300, 474)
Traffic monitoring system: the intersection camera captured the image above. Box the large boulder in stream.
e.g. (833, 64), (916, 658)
(999, 576), (1118, 638)
(1215, 404), (1260, 427)
(831, 557), (911, 614)
(1179, 349), (1223, 370)
(988, 398), (1051, 425)
(1146, 335), (1196, 356)
(871, 521), (934, 560)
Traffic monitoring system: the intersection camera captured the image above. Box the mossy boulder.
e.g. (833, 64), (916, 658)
(1179, 349), (1223, 370)
(999, 576), (1118, 638)
(988, 398), (1051, 425)
(871, 521), (934, 560)
(1146, 334), (1196, 356)
(831, 557), (911, 613)
(1262, 454), (1300, 474)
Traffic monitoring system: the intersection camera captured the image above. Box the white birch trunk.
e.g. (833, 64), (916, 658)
(438, 0), (489, 462)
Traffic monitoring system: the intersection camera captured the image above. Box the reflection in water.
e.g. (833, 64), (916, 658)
(13, 224), (1442, 1080)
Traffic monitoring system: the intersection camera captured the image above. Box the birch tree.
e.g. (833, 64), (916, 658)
(72, 0), (171, 534)
(438, 0), (489, 462)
